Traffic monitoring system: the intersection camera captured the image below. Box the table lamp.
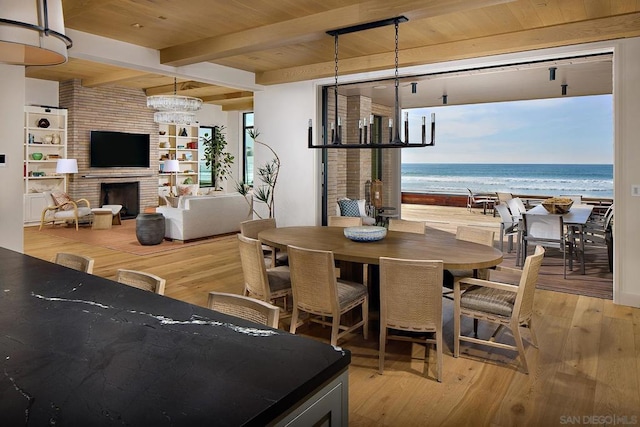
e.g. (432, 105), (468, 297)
(163, 159), (180, 196)
(56, 158), (78, 192)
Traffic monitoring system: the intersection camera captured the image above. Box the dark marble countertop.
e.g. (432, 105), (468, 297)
(0, 247), (350, 425)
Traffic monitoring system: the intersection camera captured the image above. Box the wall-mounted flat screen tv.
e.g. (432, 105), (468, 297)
(90, 130), (150, 168)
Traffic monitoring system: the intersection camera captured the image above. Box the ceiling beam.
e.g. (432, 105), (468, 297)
(256, 12), (640, 85)
(200, 91), (253, 103)
(144, 81), (216, 96)
(81, 69), (151, 87)
(221, 100), (254, 112)
(160, 0), (515, 66)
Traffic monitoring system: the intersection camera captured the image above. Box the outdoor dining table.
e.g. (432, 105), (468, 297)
(259, 225), (504, 285)
(523, 203), (594, 274)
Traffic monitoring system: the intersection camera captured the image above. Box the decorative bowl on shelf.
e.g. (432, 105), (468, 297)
(31, 152), (43, 160)
(344, 226), (387, 242)
(541, 197), (573, 214)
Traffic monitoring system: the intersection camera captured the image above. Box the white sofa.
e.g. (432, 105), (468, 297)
(156, 193), (251, 241)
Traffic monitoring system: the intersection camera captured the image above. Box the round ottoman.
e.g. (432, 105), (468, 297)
(136, 213), (165, 245)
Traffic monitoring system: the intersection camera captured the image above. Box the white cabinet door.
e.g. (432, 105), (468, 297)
(24, 193), (48, 224)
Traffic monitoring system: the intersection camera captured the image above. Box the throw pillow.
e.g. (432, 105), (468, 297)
(177, 184), (197, 196)
(338, 199), (361, 217)
(51, 190), (73, 211)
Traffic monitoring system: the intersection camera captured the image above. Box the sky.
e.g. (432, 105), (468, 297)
(402, 94), (613, 164)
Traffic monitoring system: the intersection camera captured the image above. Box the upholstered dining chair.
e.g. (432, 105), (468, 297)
(207, 291), (280, 328)
(387, 218), (425, 234)
(116, 269), (166, 295)
(53, 252), (95, 274)
(287, 245), (368, 346)
(237, 234), (292, 321)
(240, 218), (287, 268)
(522, 213), (573, 278)
(443, 226), (495, 298)
(454, 246), (545, 374)
(327, 216), (363, 227)
(379, 257), (443, 381)
(40, 191), (92, 231)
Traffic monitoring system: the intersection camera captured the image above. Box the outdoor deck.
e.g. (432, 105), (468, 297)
(401, 203), (613, 300)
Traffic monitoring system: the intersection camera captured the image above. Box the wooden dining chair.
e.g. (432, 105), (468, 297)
(207, 291), (280, 328)
(388, 218), (425, 234)
(379, 257), (443, 381)
(288, 245), (368, 346)
(327, 216), (363, 227)
(240, 218), (287, 267)
(53, 252), (95, 274)
(237, 234), (292, 321)
(116, 269), (166, 295)
(454, 246), (545, 374)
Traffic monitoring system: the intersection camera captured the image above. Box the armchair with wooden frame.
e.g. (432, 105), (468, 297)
(39, 191), (92, 231)
(454, 246), (545, 374)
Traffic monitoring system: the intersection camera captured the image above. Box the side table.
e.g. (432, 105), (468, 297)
(91, 208), (114, 230)
(102, 204), (123, 225)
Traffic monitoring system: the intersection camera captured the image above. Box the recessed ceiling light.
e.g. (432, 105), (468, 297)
(158, 16), (168, 20)
(131, 23), (143, 29)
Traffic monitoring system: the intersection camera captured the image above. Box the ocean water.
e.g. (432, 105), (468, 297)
(401, 163), (613, 198)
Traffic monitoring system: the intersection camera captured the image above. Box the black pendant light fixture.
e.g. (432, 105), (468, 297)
(308, 16), (435, 149)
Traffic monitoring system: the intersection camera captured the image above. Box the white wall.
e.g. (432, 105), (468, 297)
(254, 38), (640, 308)
(253, 81), (319, 225)
(613, 37), (640, 307)
(0, 65), (26, 252)
(25, 78), (59, 107)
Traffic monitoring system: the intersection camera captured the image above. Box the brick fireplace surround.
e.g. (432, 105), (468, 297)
(59, 80), (158, 211)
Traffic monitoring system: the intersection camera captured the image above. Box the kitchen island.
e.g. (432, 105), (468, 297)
(0, 247), (349, 425)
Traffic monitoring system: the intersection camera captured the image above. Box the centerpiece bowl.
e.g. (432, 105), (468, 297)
(344, 226), (387, 242)
(541, 197), (573, 214)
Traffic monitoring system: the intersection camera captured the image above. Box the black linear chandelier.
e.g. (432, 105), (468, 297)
(308, 16), (435, 149)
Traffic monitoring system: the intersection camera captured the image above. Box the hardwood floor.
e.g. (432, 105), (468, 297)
(23, 206), (636, 426)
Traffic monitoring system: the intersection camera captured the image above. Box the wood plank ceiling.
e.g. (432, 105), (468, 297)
(24, 0), (640, 110)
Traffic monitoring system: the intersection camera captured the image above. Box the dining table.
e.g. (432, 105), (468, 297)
(523, 203), (594, 274)
(259, 225), (504, 285)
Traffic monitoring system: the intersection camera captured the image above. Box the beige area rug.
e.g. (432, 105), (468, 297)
(38, 219), (236, 256)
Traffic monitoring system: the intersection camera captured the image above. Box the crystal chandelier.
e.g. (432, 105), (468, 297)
(147, 78), (202, 124)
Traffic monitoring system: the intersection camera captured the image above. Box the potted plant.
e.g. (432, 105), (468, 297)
(202, 125), (234, 190)
(236, 129), (280, 218)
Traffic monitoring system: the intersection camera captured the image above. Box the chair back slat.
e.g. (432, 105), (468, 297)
(456, 226), (495, 247)
(380, 258), (442, 330)
(327, 216), (362, 227)
(288, 245), (338, 316)
(524, 214), (564, 241)
(207, 292), (279, 328)
(514, 246), (545, 322)
(496, 204), (516, 229)
(240, 218), (276, 239)
(388, 219), (425, 234)
(53, 252), (94, 274)
(116, 269), (166, 295)
(237, 234), (270, 300)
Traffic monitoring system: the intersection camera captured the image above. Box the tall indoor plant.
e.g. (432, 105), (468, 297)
(236, 129), (280, 218)
(202, 125), (234, 190)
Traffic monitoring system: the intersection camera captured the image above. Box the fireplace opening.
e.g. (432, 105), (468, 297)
(100, 182), (139, 219)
